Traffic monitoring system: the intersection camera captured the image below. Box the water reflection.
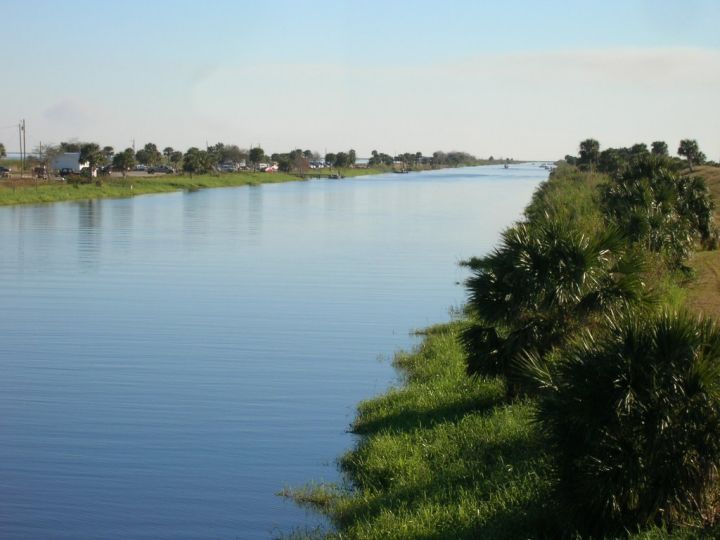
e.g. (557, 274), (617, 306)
(247, 185), (263, 237)
(28, 202), (56, 231)
(77, 200), (103, 271)
(322, 180), (356, 220)
(0, 165), (546, 539)
(109, 201), (134, 253)
(182, 191), (210, 248)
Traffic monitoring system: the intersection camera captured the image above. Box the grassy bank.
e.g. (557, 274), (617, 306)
(0, 167), (390, 206)
(0, 161), (522, 207)
(286, 322), (557, 539)
(287, 162), (720, 539)
(289, 324), (720, 539)
(684, 166), (720, 318)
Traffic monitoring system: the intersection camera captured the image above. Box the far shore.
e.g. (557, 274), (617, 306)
(0, 167), (384, 207)
(0, 161), (518, 207)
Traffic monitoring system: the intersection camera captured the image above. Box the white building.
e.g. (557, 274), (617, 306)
(51, 152), (89, 173)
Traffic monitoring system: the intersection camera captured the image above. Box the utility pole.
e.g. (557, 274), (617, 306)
(22, 119), (26, 177)
(18, 120), (25, 178)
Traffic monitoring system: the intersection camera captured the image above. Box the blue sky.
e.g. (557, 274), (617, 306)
(1, 0), (719, 158)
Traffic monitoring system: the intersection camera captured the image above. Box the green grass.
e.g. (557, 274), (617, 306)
(284, 323), (559, 539)
(285, 323), (720, 539)
(524, 163), (606, 234)
(677, 166), (720, 318)
(0, 162), (512, 207)
(0, 168), (390, 206)
(305, 167), (391, 178)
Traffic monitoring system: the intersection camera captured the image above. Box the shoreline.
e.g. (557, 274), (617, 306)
(0, 167), (387, 207)
(287, 163), (720, 539)
(0, 162), (517, 208)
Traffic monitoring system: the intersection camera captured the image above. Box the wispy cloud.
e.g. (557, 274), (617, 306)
(185, 47), (719, 157)
(20, 47), (720, 159)
(444, 47), (720, 86)
(44, 99), (93, 126)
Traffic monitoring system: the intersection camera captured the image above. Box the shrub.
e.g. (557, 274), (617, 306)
(536, 312), (720, 535)
(461, 215), (647, 390)
(600, 155), (718, 268)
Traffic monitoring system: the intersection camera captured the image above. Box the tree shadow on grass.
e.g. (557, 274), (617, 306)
(351, 392), (503, 436)
(335, 436), (560, 539)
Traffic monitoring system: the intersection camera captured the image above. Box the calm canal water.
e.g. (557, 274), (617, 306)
(0, 164), (546, 538)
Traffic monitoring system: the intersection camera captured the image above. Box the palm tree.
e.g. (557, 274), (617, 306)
(578, 138), (600, 170)
(678, 139), (705, 172)
(651, 141), (668, 156)
(112, 148), (136, 178)
(535, 311), (720, 535)
(461, 215), (648, 393)
(677, 174), (718, 248)
(79, 143), (105, 180)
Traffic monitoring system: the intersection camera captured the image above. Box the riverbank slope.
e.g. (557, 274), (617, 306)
(0, 167), (388, 207)
(288, 163), (720, 539)
(0, 159), (514, 207)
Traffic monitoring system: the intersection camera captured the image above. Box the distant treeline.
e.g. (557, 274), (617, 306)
(565, 137), (712, 174)
(369, 149), (505, 168)
(11, 140), (500, 177)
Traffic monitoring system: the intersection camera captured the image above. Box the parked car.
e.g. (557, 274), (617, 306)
(0, 166), (11, 178)
(217, 163), (238, 173)
(134, 164), (148, 172)
(147, 165), (175, 174)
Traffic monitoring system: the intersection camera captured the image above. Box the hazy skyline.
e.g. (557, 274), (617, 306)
(2, 0), (719, 159)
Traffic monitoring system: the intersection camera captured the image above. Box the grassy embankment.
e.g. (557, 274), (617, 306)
(286, 323), (555, 539)
(0, 167), (390, 206)
(285, 163), (720, 539)
(0, 159), (518, 207)
(685, 166), (720, 318)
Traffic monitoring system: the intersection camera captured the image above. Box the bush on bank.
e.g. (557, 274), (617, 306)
(537, 311), (720, 536)
(461, 216), (649, 395)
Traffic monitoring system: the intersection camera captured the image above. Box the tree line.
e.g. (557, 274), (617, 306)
(15, 140), (496, 178)
(566, 137), (710, 174)
(44, 141), (252, 177)
(24, 141), (366, 177)
(368, 149), (488, 168)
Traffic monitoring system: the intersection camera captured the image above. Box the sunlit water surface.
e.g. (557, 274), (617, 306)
(0, 164), (546, 538)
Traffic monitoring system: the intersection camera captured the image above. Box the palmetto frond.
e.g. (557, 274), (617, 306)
(537, 312), (720, 535)
(600, 154), (717, 267)
(462, 215), (648, 384)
